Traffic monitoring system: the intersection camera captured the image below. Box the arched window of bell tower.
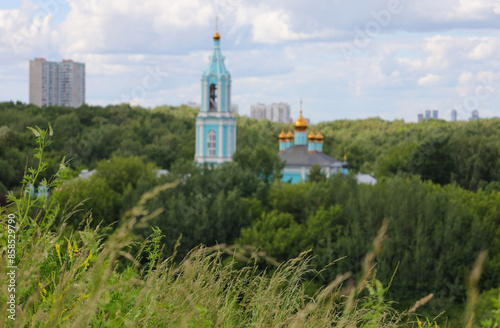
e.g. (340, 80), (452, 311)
(209, 84), (217, 112)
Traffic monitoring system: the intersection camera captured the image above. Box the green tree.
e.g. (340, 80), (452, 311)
(58, 176), (122, 228)
(238, 210), (307, 261)
(140, 162), (267, 258)
(233, 144), (285, 182)
(94, 155), (157, 195)
(307, 164), (327, 183)
(406, 135), (454, 185)
(58, 156), (157, 228)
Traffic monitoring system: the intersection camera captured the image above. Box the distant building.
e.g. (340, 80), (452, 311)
(251, 103), (266, 120)
(425, 110), (431, 121)
(78, 169), (96, 179)
(29, 58), (85, 108)
(251, 102), (290, 123)
(278, 110), (347, 183)
(231, 104), (239, 114)
(78, 169), (168, 180)
(451, 109), (458, 121)
(186, 102), (200, 109)
(25, 183), (48, 198)
(156, 169), (169, 178)
(356, 173), (377, 185)
(470, 110), (480, 121)
(419, 110), (438, 122)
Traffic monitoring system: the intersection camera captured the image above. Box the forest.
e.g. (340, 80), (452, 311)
(1, 101), (500, 326)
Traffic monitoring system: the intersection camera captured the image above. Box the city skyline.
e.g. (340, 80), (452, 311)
(1, 1), (500, 122)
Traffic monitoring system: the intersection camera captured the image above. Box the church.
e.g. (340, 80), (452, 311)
(194, 27), (237, 165)
(278, 109), (348, 183)
(194, 26), (349, 183)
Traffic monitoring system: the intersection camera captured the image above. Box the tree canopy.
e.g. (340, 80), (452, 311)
(2, 101), (500, 324)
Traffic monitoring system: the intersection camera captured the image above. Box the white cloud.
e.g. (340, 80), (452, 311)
(249, 6), (338, 44)
(252, 9), (306, 43)
(450, 0), (497, 20)
(418, 74), (442, 86)
(457, 71), (475, 97)
(0, 0), (56, 58)
(468, 37), (500, 60)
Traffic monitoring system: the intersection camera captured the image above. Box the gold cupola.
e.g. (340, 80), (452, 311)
(279, 128), (287, 140)
(294, 110), (308, 132)
(308, 130), (316, 141)
(286, 129), (294, 140)
(213, 29), (220, 41)
(315, 129), (324, 142)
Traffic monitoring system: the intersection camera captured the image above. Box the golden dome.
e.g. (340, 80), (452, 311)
(213, 29), (220, 41)
(294, 110), (308, 132)
(286, 129), (294, 140)
(308, 130), (316, 140)
(279, 128), (287, 140)
(315, 129), (324, 142)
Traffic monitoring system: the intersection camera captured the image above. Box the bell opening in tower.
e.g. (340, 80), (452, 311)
(209, 84), (217, 112)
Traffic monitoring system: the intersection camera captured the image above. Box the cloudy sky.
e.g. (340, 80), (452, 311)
(1, 0), (500, 122)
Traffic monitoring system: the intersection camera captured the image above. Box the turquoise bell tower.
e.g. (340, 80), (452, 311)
(195, 22), (237, 165)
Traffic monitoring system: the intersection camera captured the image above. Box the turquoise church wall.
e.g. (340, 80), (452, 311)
(294, 132), (307, 145)
(195, 29), (236, 165)
(282, 172), (303, 184)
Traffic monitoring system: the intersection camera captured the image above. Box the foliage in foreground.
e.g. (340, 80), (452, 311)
(0, 127), (456, 328)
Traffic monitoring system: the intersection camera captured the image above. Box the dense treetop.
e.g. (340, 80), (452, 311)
(1, 101), (499, 193)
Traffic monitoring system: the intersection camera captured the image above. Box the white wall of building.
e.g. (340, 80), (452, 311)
(250, 102), (290, 123)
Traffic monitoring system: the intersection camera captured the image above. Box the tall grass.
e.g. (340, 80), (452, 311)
(0, 127), (485, 327)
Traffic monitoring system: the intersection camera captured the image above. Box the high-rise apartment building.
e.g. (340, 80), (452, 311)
(231, 104), (239, 114)
(251, 102), (291, 123)
(251, 103), (266, 120)
(451, 109), (458, 121)
(425, 110), (431, 121)
(470, 110), (480, 121)
(419, 109), (439, 122)
(29, 58), (85, 108)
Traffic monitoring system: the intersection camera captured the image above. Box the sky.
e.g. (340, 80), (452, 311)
(1, 0), (500, 123)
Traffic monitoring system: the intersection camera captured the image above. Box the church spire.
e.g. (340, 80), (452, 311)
(213, 16), (220, 41)
(294, 100), (308, 132)
(195, 17), (236, 165)
(201, 17), (230, 113)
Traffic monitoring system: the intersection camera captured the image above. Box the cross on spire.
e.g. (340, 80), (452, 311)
(213, 16), (221, 40)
